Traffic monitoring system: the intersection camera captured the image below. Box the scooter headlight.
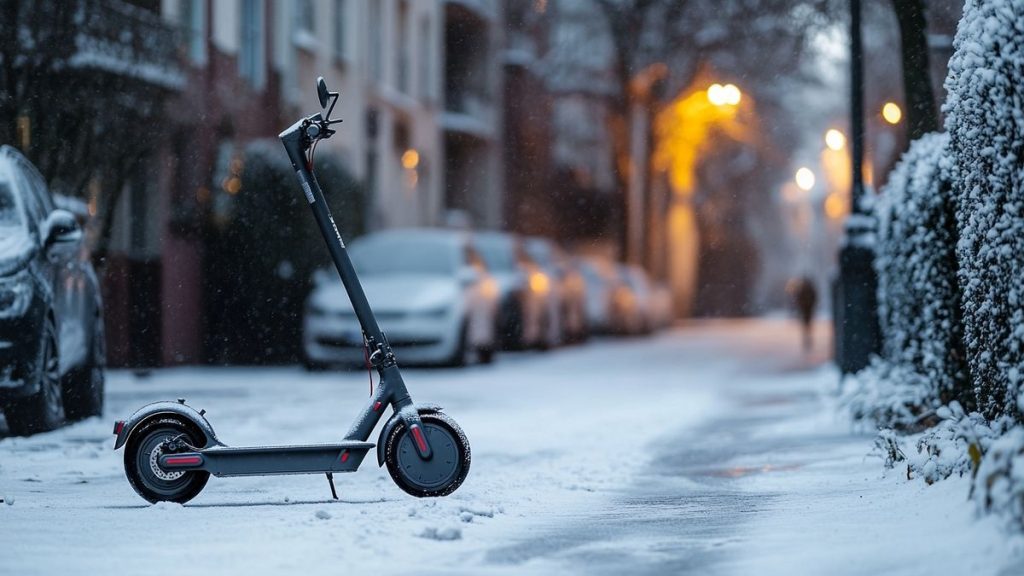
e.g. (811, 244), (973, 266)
(0, 269), (32, 319)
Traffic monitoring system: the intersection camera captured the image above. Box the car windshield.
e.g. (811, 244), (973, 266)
(0, 180), (24, 231)
(474, 235), (517, 272)
(349, 234), (456, 276)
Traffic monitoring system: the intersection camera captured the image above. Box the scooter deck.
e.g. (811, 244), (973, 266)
(160, 441), (374, 477)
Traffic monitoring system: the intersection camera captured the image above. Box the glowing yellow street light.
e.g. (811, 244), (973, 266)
(707, 83), (726, 106)
(795, 167), (816, 191)
(401, 148), (420, 170)
(825, 129), (846, 151)
(882, 102), (902, 125)
(722, 84), (741, 105)
(707, 83), (741, 107)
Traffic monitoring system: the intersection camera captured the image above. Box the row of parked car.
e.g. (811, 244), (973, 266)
(302, 228), (673, 369)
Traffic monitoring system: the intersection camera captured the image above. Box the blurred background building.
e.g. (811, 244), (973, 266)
(0, 0), (967, 367)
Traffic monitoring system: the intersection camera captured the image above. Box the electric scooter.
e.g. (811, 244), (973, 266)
(112, 77), (471, 504)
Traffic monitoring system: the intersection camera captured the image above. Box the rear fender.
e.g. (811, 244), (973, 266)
(376, 404), (442, 466)
(113, 400), (221, 450)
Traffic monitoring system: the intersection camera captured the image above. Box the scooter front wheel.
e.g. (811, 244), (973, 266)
(385, 412), (470, 497)
(124, 416), (210, 504)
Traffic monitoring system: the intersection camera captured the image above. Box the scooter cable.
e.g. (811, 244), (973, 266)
(362, 339), (374, 396)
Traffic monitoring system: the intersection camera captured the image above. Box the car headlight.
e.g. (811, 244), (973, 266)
(0, 270), (33, 319)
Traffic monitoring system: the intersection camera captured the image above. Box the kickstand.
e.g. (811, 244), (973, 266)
(326, 473), (339, 500)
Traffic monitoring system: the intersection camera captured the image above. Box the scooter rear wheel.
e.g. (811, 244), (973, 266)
(385, 412), (470, 497)
(124, 416), (210, 504)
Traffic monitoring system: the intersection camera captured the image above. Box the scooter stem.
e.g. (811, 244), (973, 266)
(279, 119), (390, 364)
(279, 119), (432, 460)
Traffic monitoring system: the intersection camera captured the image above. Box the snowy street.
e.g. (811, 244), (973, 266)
(1, 319), (1020, 575)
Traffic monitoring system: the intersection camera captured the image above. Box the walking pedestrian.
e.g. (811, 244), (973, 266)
(789, 276), (817, 352)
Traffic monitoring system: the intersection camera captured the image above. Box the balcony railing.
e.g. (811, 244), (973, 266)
(69, 0), (183, 89)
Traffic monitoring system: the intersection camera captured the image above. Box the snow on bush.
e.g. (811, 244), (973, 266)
(973, 424), (1024, 530)
(842, 358), (935, 430)
(843, 132), (969, 430)
(944, 0), (1024, 420)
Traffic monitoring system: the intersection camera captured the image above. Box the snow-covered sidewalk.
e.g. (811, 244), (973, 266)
(0, 319), (1020, 575)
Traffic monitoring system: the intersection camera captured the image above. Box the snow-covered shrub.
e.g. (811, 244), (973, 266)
(944, 0), (1024, 419)
(973, 425), (1024, 530)
(842, 358), (936, 430)
(849, 132), (969, 429)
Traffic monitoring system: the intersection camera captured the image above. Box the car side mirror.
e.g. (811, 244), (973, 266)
(42, 209), (82, 258)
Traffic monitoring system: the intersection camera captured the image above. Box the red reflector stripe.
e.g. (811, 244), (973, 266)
(340, 451), (349, 463)
(411, 425), (428, 453)
(164, 456), (202, 466)
(373, 401), (382, 411)
(113, 421), (124, 435)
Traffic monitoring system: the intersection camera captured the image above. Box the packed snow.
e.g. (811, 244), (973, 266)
(1, 320), (1020, 575)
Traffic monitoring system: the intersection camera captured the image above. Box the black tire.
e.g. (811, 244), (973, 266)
(65, 319), (105, 420)
(123, 416), (210, 504)
(385, 412), (471, 498)
(478, 346), (494, 364)
(498, 298), (524, 350)
(4, 318), (64, 436)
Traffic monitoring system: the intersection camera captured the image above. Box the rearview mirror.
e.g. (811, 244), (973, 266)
(317, 77), (330, 110)
(42, 209), (82, 260)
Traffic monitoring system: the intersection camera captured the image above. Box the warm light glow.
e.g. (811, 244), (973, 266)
(795, 167), (816, 191)
(707, 83), (741, 107)
(223, 176), (242, 195)
(882, 102), (902, 125)
(825, 129), (846, 151)
(480, 278), (499, 298)
(529, 272), (550, 294)
(401, 148), (420, 170)
(657, 79), (750, 195)
(721, 84), (741, 106)
(824, 192), (846, 219)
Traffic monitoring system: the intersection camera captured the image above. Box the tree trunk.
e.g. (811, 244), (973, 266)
(891, 0), (939, 142)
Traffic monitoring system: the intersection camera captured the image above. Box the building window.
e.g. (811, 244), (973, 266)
(397, 1), (409, 93)
(369, 0), (382, 82)
(179, 0), (206, 65)
(333, 0), (346, 59)
(296, 0), (315, 34)
(240, 0), (265, 88)
(418, 15), (431, 101)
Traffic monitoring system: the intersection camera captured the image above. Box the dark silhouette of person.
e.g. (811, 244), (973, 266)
(791, 276), (818, 352)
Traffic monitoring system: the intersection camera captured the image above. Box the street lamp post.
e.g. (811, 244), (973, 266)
(833, 0), (881, 374)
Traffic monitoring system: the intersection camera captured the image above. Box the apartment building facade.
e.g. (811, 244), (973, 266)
(92, 0), (507, 365)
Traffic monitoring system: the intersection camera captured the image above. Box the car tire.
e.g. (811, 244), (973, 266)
(498, 298), (524, 350)
(4, 318), (65, 436)
(444, 322), (469, 367)
(65, 318), (105, 420)
(477, 346), (494, 364)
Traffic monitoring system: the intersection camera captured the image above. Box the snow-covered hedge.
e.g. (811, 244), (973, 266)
(944, 0), (1024, 420)
(845, 132), (969, 430)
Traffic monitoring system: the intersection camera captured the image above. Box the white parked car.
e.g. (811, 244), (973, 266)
(473, 231), (553, 350)
(618, 264), (655, 335)
(576, 256), (619, 334)
(303, 229), (499, 368)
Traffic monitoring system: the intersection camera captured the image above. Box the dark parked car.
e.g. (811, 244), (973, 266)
(0, 146), (104, 435)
